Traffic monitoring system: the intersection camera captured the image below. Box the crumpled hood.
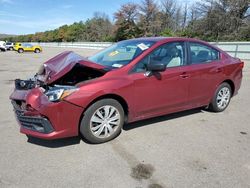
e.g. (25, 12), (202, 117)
(42, 51), (106, 84)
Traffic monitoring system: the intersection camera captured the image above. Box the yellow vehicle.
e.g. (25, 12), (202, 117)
(14, 43), (42, 53)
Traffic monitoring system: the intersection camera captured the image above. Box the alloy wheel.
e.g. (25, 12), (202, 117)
(90, 105), (121, 138)
(216, 87), (231, 110)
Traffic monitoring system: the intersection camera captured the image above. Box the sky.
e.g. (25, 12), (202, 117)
(0, 0), (197, 35)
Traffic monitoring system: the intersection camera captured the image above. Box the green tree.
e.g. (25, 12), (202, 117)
(139, 0), (161, 36)
(83, 12), (113, 41)
(114, 3), (142, 41)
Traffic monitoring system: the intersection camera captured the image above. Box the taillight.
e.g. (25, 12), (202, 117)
(240, 61), (244, 69)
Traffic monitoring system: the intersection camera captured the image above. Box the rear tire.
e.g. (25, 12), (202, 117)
(18, 48), (24, 53)
(209, 82), (232, 112)
(80, 99), (124, 144)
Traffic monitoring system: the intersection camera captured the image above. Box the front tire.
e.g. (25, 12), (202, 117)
(80, 99), (124, 144)
(209, 83), (232, 112)
(18, 48), (24, 53)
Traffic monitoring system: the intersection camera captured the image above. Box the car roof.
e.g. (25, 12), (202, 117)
(127, 37), (168, 42)
(124, 37), (222, 52)
(126, 37), (208, 43)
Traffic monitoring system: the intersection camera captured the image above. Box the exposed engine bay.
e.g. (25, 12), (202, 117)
(15, 51), (108, 91)
(15, 63), (106, 90)
(14, 51), (108, 102)
(54, 63), (105, 86)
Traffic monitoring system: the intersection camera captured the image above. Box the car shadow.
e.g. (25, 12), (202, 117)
(123, 108), (205, 131)
(27, 108), (205, 147)
(27, 136), (81, 148)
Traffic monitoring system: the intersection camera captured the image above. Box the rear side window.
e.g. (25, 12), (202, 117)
(189, 42), (220, 64)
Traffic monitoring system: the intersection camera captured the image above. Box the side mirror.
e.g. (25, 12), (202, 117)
(146, 63), (166, 72)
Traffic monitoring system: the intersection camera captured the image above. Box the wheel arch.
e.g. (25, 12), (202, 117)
(221, 79), (235, 96)
(78, 94), (129, 132)
(34, 48), (40, 52)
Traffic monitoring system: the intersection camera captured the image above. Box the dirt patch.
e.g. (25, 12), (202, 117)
(199, 119), (207, 122)
(111, 141), (138, 167)
(111, 142), (162, 186)
(240, 132), (247, 135)
(187, 159), (208, 172)
(148, 183), (164, 188)
(131, 163), (155, 180)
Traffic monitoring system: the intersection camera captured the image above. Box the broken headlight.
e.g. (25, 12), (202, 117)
(45, 85), (78, 102)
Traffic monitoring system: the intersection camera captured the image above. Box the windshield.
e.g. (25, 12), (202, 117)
(88, 40), (155, 69)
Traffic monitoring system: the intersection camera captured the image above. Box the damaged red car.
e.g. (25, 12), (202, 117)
(10, 37), (243, 143)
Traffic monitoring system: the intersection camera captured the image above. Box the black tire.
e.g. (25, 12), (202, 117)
(209, 82), (232, 112)
(18, 48), (24, 53)
(34, 48), (40, 53)
(80, 99), (124, 144)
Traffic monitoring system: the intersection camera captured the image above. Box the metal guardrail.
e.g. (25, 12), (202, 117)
(31, 41), (250, 60)
(31, 42), (112, 50)
(210, 42), (250, 60)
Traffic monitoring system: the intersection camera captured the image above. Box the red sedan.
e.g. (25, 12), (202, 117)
(10, 37), (243, 143)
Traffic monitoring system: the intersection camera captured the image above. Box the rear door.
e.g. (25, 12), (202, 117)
(186, 42), (224, 107)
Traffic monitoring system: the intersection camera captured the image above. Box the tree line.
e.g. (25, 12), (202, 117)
(4, 0), (250, 42)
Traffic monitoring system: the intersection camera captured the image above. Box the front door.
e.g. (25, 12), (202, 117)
(130, 42), (190, 120)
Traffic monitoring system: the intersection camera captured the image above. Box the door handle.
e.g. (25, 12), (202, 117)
(180, 72), (190, 79)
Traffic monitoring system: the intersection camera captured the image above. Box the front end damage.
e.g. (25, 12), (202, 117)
(10, 51), (107, 139)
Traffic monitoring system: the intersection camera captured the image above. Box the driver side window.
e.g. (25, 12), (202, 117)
(132, 42), (185, 73)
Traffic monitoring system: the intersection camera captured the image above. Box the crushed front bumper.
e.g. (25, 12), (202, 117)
(10, 88), (84, 140)
(12, 100), (53, 134)
(18, 115), (53, 133)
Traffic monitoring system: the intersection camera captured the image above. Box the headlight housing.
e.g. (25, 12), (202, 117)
(45, 85), (78, 102)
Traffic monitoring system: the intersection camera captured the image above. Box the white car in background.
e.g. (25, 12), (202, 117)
(6, 42), (15, 50)
(0, 41), (7, 52)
